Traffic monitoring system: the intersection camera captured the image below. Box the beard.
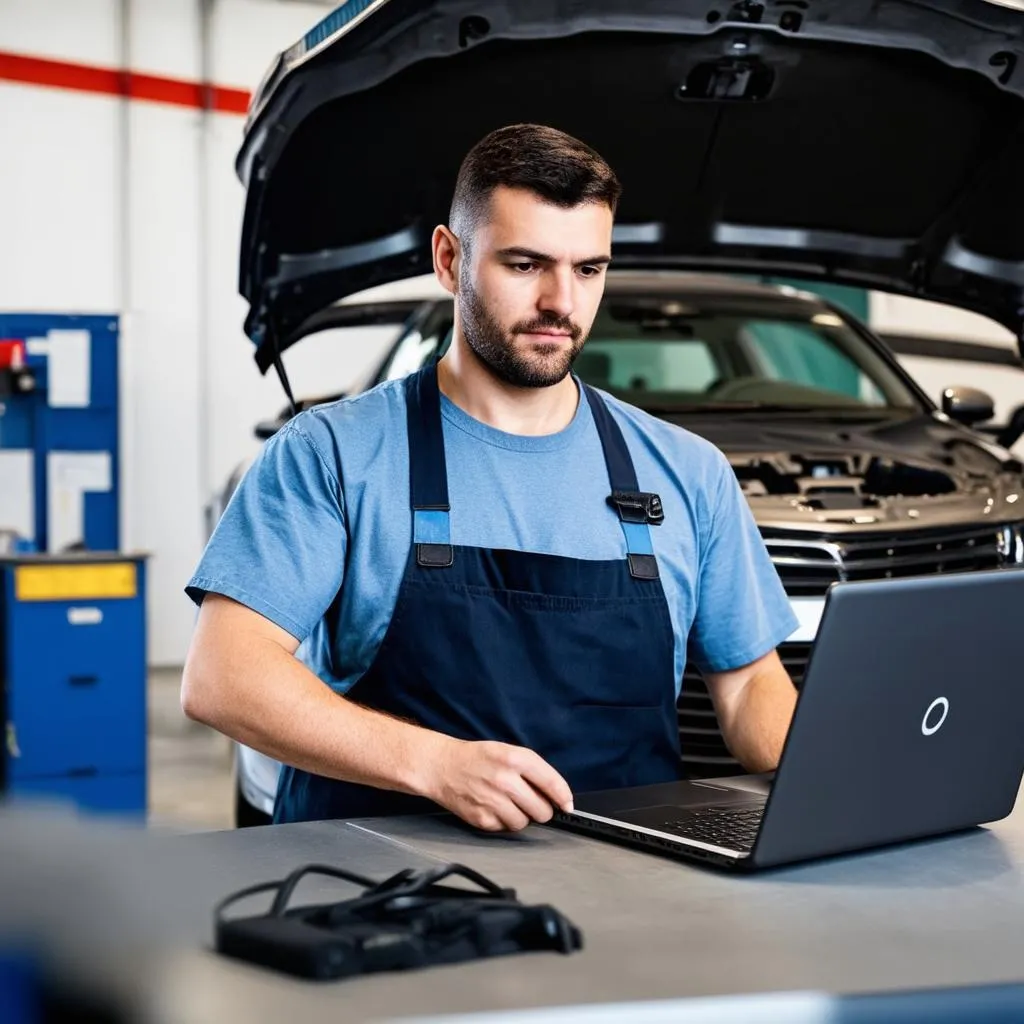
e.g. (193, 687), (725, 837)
(458, 270), (586, 389)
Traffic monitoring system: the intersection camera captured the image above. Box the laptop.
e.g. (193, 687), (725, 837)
(552, 568), (1024, 871)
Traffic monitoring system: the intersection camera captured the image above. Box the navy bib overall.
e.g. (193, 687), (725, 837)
(274, 366), (682, 823)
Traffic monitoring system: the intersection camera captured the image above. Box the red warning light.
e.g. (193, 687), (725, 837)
(0, 339), (26, 370)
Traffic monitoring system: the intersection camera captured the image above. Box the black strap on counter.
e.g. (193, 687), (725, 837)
(214, 861), (583, 981)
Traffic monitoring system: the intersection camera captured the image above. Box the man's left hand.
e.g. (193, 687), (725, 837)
(702, 649), (797, 774)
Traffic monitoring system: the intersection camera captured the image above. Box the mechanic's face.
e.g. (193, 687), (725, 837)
(457, 186), (612, 388)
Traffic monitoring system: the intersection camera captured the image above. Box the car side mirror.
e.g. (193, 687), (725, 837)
(941, 386), (995, 426)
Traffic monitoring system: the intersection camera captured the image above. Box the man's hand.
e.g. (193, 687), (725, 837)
(421, 738), (574, 832)
(703, 648), (797, 774)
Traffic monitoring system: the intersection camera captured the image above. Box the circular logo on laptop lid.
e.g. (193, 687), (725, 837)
(921, 697), (950, 737)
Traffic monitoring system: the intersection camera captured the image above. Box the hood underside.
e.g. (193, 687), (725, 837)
(237, 0), (1024, 370)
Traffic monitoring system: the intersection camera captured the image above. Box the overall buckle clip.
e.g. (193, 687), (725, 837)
(607, 490), (665, 526)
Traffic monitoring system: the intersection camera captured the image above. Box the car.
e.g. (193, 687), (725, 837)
(218, 271), (1024, 824)
(223, 0), (1024, 824)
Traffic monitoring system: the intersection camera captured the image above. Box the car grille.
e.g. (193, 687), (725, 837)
(675, 521), (1019, 777)
(763, 524), (1007, 597)
(678, 643), (812, 777)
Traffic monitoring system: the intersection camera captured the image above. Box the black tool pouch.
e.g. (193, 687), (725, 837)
(214, 861), (583, 980)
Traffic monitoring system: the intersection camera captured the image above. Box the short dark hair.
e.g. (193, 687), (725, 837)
(449, 124), (622, 244)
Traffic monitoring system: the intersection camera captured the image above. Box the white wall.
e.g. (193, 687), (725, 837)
(0, 0), (393, 665)
(870, 292), (1017, 349)
(122, 1), (205, 669)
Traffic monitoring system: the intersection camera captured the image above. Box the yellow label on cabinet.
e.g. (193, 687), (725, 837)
(14, 563), (137, 602)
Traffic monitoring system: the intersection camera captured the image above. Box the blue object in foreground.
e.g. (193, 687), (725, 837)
(0, 952), (38, 1024)
(404, 982), (1024, 1023)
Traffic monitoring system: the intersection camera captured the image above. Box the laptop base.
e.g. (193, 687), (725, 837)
(551, 777), (770, 871)
(550, 806), (756, 872)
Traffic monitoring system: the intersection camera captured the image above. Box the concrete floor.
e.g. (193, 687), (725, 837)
(148, 667), (235, 831)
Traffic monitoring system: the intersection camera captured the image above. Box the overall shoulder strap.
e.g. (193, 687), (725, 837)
(582, 384), (663, 581)
(405, 366), (453, 568)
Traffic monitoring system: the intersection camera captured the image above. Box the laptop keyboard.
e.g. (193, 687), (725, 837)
(658, 806), (764, 851)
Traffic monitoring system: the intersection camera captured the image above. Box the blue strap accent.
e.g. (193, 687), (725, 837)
(621, 521), (654, 556)
(414, 509), (451, 546)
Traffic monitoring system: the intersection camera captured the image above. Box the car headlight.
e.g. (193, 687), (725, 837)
(997, 522), (1024, 564)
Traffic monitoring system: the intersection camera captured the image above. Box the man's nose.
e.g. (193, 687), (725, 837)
(538, 268), (575, 320)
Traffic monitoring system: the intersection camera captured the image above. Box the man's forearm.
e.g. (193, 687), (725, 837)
(182, 624), (446, 799)
(720, 663), (797, 774)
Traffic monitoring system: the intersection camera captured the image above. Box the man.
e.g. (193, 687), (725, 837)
(182, 124), (799, 829)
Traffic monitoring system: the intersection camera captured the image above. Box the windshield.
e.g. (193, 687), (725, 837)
(377, 292), (922, 413)
(576, 298), (920, 411)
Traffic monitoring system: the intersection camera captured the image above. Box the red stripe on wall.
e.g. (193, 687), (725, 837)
(0, 51), (251, 114)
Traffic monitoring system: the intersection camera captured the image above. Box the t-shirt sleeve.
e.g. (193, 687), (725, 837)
(687, 453), (799, 674)
(185, 422), (346, 644)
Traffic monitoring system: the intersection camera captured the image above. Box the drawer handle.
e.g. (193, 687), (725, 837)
(68, 607), (103, 626)
(68, 766), (98, 778)
(69, 674), (99, 687)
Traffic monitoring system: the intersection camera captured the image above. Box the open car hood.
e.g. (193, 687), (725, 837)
(236, 0), (1024, 371)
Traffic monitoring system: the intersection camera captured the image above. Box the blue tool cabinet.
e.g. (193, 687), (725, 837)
(0, 313), (120, 553)
(1, 554), (147, 816)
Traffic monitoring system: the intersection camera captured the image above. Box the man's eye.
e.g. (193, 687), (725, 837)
(511, 262), (536, 273)
(578, 265), (603, 278)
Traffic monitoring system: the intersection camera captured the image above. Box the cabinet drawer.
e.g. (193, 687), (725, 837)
(7, 596), (144, 676)
(6, 598), (146, 778)
(8, 771), (146, 817)
(7, 668), (146, 778)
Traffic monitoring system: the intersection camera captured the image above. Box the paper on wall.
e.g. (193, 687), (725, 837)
(29, 329), (92, 408)
(0, 450), (35, 541)
(47, 451), (112, 553)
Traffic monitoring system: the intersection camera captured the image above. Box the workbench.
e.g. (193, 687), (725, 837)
(1, 782), (1023, 1022)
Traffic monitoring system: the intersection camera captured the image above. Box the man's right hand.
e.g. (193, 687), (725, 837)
(422, 738), (574, 832)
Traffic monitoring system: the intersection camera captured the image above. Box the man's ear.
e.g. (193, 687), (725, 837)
(432, 225), (461, 296)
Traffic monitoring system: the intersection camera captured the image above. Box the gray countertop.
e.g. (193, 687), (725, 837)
(1, 786), (1023, 1022)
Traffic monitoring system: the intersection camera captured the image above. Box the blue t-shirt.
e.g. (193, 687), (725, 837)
(186, 375), (798, 695)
